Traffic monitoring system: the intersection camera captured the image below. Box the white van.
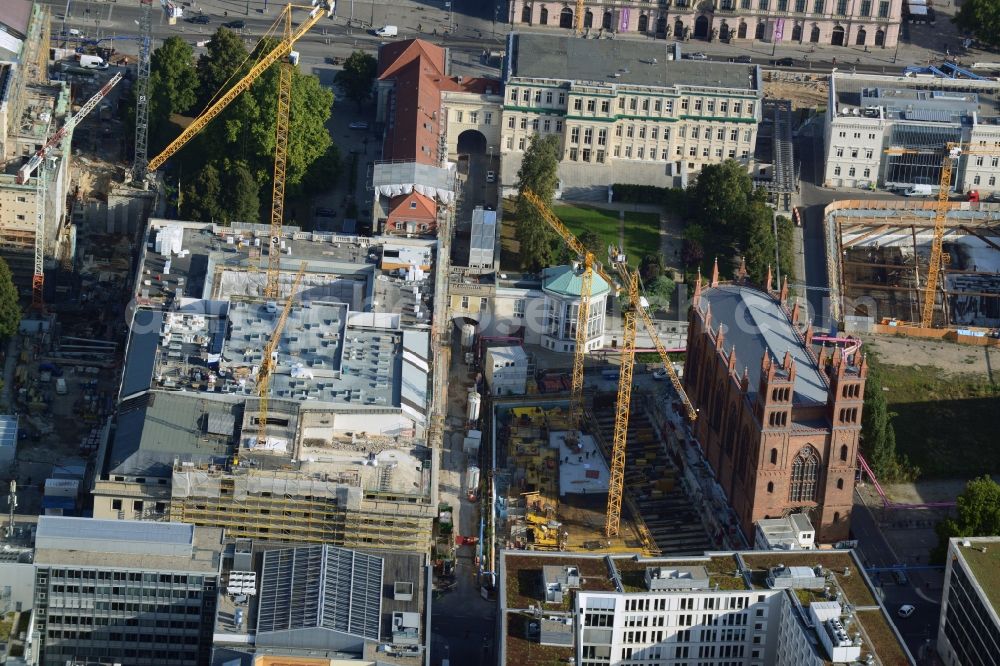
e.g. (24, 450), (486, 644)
(903, 184), (935, 197)
(375, 25), (398, 37)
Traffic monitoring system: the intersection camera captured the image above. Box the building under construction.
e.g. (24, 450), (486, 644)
(0, 1), (72, 289)
(827, 200), (1000, 329)
(94, 219), (440, 552)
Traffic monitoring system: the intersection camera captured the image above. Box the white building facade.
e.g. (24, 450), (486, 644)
(501, 33), (762, 199)
(824, 72), (1000, 193)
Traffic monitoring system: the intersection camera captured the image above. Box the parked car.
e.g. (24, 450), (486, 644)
(733, 55), (753, 63)
(774, 57), (796, 66)
(685, 52), (708, 60)
(187, 14), (210, 24)
(893, 570), (909, 585)
(897, 604), (915, 618)
(485, 170), (496, 183)
(223, 20), (246, 29)
(349, 121), (369, 130)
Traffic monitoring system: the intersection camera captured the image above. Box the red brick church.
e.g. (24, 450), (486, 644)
(684, 261), (867, 543)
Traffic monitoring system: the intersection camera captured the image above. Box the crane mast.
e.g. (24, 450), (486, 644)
(18, 72), (123, 309)
(265, 8), (295, 300)
(255, 262), (308, 456)
(145, 0), (334, 173)
(132, 0), (153, 181)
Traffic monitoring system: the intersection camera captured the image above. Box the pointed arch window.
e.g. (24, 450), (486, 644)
(789, 446), (820, 502)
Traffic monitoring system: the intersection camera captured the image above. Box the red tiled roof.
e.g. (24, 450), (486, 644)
(387, 192), (437, 222)
(377, 39), (450, 166)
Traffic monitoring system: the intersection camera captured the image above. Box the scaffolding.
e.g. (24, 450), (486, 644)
(169, 465), (435, 551)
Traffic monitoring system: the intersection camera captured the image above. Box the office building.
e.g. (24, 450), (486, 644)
(936, 536), (1000, 666)
(93, 220), (438, 552)
(31, 516), (222, 666)
(213, 543), (427, 664)
(498, 549), (914, 665)
(684, 265), (865, 542)
(508, 0), (903, 48)
(500, 33), (762, 198)
(824, 72), (1000, 193)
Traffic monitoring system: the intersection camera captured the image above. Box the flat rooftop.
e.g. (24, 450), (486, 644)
(698, 285), (828, 404)
(954, 537), (1000, 617)
(501, 550), (912, 666)
(550, 432), (610, 496)
(508, 32), (759, 93)
(832, 73), (1000, 123)
(33, 517), (222, 573)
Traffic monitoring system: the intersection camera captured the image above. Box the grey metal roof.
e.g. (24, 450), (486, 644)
(120, 309), (162, 398)
(107, 392), (238, 476)
(36, 516), (194, 556)
(257, 545), (383, 641)
(508, 32), (757, 92)
(699, 285), (827, 405)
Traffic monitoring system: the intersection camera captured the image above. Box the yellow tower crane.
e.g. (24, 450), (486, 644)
(521, 190), (593, 429)
(254, 261), (308, 456)
(884, 142), (1000, 328)
(146, 2), (333, 174)
(145, 2), (332, 296)
(522, 191), (698, 537)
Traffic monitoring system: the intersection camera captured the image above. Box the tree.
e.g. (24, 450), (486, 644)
(0, 259), (20, 338)
(151, 37), (198, 116)
(934, 476), (1000, 561)
(515, 135), (562, 271)
(681, 238), (704, 271)
(517, 134), (561, 201)
(688, 160), (754, 238)
(643, 275), (675, 312)
(860, 354), (916, 484)
(182, 161), (223, 222)
(222, 160), (260, 224)
(639, 252), (666, 282)
(579, 230), (603, 260)
(953, 0), (1000, 49)
(196, 28), (249, 109)
(776, 215), (796, 283)
(742, 202), (777, 285)
(335, 51), (378, 109)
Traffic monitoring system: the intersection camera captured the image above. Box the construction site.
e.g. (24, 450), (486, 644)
(827, 200), (1000, 332)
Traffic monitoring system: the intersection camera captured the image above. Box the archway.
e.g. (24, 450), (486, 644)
(539, 6), (548, 24)
(874, 28), (885, 46)
(457, 129), (488, 155)
(737, 21), (748, 39)
(755, 20), (765, 40)
(559, 7), (573, 28)
(603, 10), (613, 30)
(791, 23), (802, 41)
(521, 4), (531, 23)
(719, 21), (730, 40)
(694, 14), (709, 39)
(809, 24), (820, 42)
(656, 16), (667, 35)
(855, 27), (866, 44)
(584, 9), (594, 28)
(638, 13), (649, 32)
(831, 24), (845, 46)
(673, 18), (684, 37)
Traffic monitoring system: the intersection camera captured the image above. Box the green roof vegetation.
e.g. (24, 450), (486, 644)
(957, 540), (1000, 617)
(506, 614), (575, 666)
(504, 554), (616, 609)
(740, 552), (877, 607)
(855, 610), (912, 666)
(613, 555), (747, 592)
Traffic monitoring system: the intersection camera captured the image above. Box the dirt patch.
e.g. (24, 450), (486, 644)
(862, 334), (997, 377)
(763, 73), (829, 110)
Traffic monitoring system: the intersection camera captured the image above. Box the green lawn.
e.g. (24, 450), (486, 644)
(879, 363), (999, 477)
(551, 204), (661, 267)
